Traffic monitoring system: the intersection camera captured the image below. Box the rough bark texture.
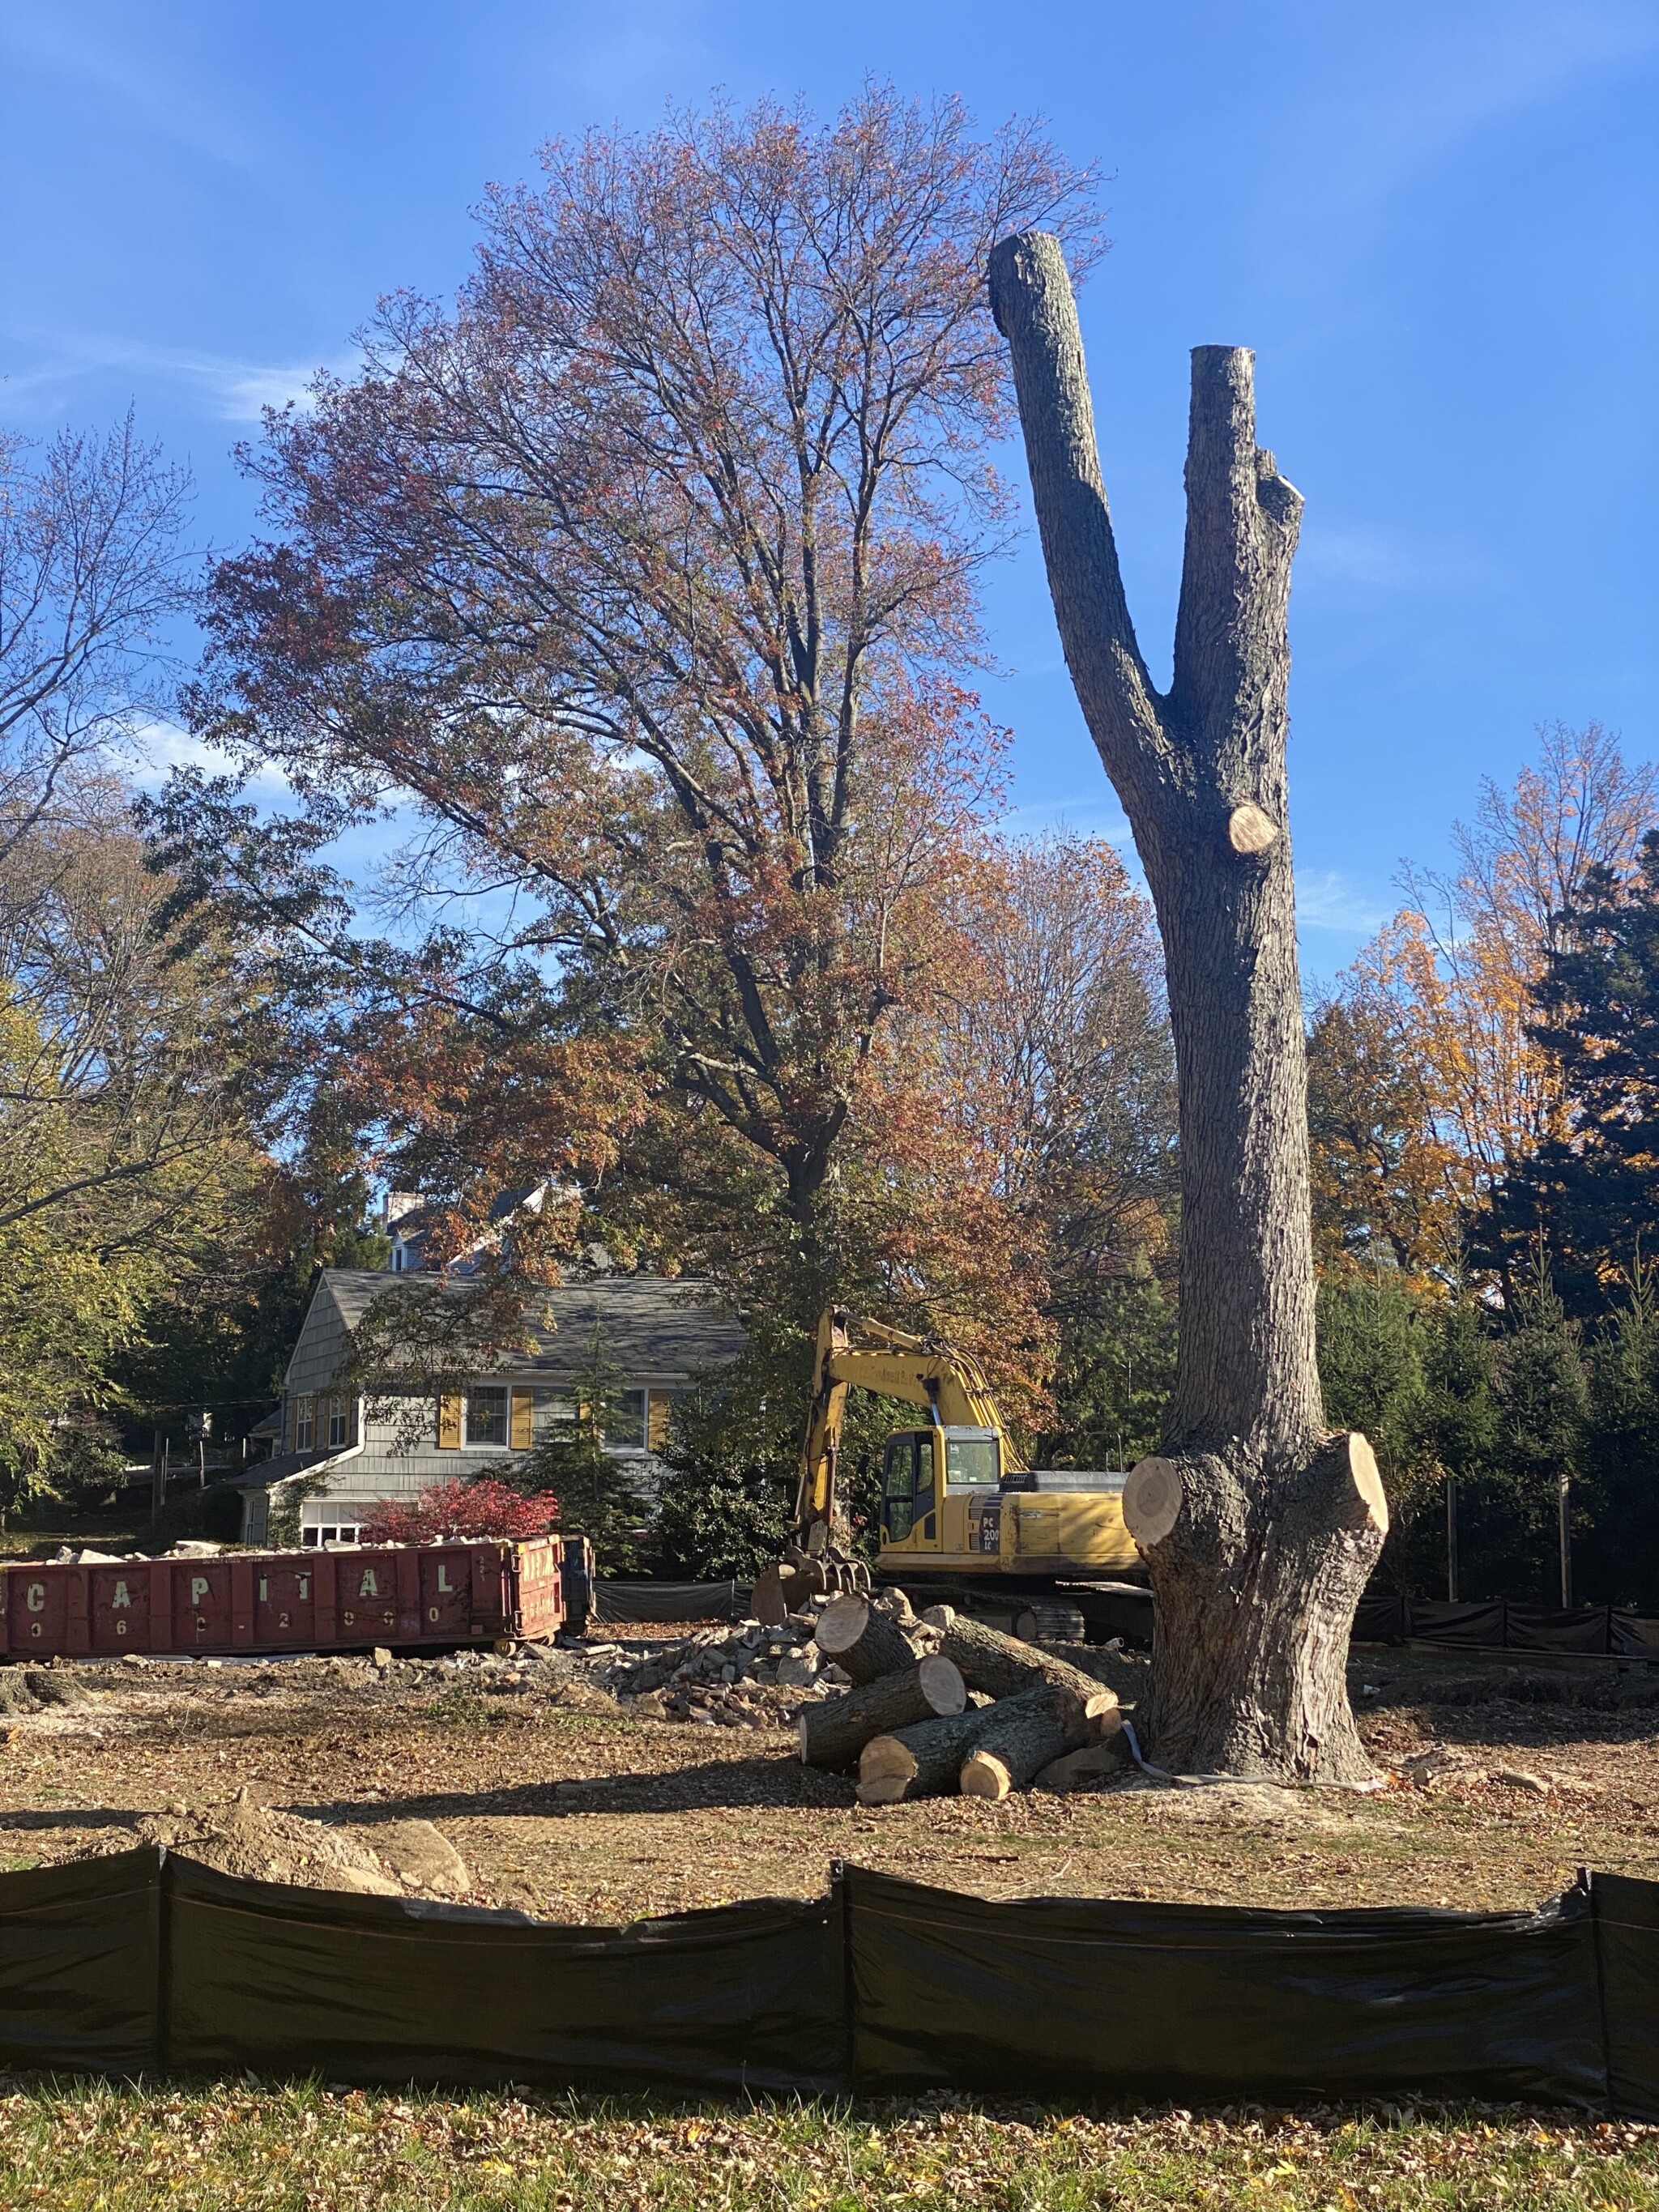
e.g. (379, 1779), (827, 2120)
(856, 1703), (1007, 1804)
(813, 1596), (916, 1684)
(940, 1614), (1118, 1721)
(988, 230), (1388, 1784)
(798, 1654), (966, 1768)
(959, 1684), (1089, 1801)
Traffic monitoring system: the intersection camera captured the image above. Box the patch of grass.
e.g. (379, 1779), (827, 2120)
(420, 1690), (509, 1733)
(0, 2083), (1654, 2210)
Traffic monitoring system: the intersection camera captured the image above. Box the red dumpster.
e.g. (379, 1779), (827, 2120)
(0, 1536), (563, 1660)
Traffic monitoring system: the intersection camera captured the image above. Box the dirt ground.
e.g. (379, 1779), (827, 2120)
(2, 1627), (1657, 1921)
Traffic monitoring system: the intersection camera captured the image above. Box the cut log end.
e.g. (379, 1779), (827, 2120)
(1342, 1430), (1389, 1536)
(856, 1737), (919, 1786)
(813, 1594), (915, 1684)
(960, 1750), (1014, 1802)
(1123, 1455), (1183, 1549)
(855, 1777), (907, 1806)
(1227, 801), (1279, 855)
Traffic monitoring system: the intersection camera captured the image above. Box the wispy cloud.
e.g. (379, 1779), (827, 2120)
(1269, 0), (1659, 270)
(1295, 522), (1493, 597)
(1295, 869), (1388, 936)
(2, 333), (356, 422)
(128, 720), (289, 797)
(0, 6), (254, 169)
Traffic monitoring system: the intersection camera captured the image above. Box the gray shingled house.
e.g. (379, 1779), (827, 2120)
(234, 1269), (746, 1546)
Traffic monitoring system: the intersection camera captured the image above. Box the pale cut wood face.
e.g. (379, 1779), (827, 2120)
(1122, 1455), (1183, 1548)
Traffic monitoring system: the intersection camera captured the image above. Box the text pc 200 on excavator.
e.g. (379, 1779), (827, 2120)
(752, 1308), (1143, 1626)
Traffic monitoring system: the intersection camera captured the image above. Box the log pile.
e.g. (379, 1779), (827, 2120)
(800, 1592), (1130, 1804)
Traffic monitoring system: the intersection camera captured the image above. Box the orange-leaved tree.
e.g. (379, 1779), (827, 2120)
(181, 89), (1099, 1357)
(1311, 722), (1658, 1288)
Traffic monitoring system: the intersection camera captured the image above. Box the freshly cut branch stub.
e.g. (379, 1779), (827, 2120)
(813, 1595), (915, 1684)
(798, 1655), (966, 1768)
(1122, 1456), (1183, 1549)
(1226, 803), (1279, 855)
(1341, 1431), (1389, 1535)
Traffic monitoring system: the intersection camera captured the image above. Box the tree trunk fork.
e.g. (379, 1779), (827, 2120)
(989, 230), (1387, 1784)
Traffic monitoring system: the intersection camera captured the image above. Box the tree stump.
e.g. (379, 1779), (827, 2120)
(959, 1684), (1088, 1801)
(940, 1614), (1117, 1728)
(798, 1655), (966, 1768)
(814, 1595), (915, 1684)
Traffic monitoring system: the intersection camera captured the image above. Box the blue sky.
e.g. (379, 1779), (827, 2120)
(2, 0), (1655, 984)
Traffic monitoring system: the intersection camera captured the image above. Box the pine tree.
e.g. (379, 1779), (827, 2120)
(517, 1328), (644, 1570)
(1040, 1275), (1177, 1471)
(1481, 1262), (1589, 1600)
(1580, 1260), (1659, 1604)
(1478, 835), (1659, 1313)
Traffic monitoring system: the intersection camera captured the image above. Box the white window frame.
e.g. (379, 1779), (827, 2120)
(603, 1387), (650, 1456)
(464, 1385), (511, 1450)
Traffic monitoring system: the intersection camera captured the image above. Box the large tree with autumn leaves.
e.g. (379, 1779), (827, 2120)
(171, 90), (1100, 1392)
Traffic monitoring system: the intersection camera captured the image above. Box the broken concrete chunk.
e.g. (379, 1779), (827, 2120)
(369, 1818), (471, 1896)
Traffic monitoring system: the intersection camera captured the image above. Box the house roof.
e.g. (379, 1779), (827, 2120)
(316, 1268), (747, 1386)
(229, 1448), (342, 1493)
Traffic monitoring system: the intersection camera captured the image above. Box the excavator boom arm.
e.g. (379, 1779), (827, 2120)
(794, 1309), (1024, 1531)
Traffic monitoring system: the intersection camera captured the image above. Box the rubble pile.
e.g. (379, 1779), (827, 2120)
(578, 1619), (849, 1728)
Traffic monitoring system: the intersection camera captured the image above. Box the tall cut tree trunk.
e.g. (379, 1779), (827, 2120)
(989, 232), (1388, 1783)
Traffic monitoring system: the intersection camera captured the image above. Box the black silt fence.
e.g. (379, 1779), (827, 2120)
(1, 1852), (1657, 2111)
(1353, 1595), (1659, 1657)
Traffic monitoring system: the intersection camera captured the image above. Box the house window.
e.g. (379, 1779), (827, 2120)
(466, 1387), (509, 1447)
(603, 1388), (649, 1451)
(327, 1396), (350, 1448)
(295, 1395), (315, 1451)
(301, 1523), (361, 1548)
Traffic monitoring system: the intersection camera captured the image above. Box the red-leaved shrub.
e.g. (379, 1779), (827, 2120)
(360, 1479), (559, 1545)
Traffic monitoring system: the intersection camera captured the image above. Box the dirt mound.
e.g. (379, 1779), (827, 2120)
(87, 1789), (476, 1900)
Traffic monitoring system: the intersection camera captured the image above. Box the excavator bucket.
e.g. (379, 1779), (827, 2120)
(753, 1549), (869, 1628)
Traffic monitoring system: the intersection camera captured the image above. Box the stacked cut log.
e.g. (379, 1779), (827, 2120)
(801, 1592), (1128, 1805)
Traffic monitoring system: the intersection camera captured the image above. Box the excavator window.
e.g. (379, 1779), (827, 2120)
(945, 1432), (1000, 1487)
(882, 1435), (916, 1541)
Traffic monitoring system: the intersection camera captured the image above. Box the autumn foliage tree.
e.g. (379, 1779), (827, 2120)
(178, 91), (1098, 1370)
(1310, 723), (1657, 1288)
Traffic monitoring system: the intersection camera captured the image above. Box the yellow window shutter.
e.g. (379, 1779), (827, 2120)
(510, 1387), (534, 1450)
(437, 1394), (463, 1449)
(647, 1391), (671, 1451)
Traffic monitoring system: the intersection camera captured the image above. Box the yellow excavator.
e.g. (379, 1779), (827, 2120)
(752, 1308), (1141, 1626)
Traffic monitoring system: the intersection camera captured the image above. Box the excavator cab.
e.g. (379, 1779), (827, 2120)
(880, 1426), (1005, 1549)
(757, 1307), (1134, 1625)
